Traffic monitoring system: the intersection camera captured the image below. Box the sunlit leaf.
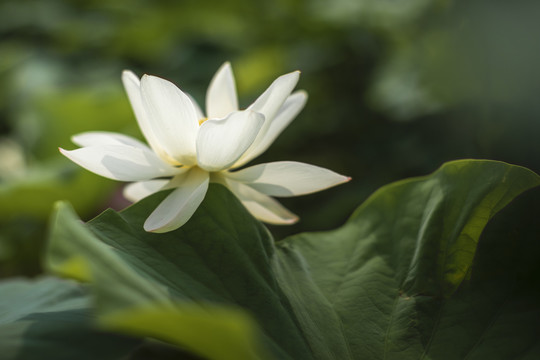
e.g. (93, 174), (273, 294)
(102, 303), (263, 360)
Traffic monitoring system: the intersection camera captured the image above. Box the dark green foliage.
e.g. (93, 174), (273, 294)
(20, 160), (537, 359)
(0, 277), (141, 360)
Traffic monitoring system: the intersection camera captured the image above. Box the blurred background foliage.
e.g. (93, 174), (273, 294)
(1, 0), (539, 277)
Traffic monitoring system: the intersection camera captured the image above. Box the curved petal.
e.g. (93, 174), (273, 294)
(140, 75), (199, 166)
(123, 179), (170, 202)
(225, 161), (351, 197)
(72, 131), (149, 149)
(124, 167), (191, 202)
(122, 71), (165, 157)
(233, 90), (307, 167)
(196, 111), (264, 172)
(206, 62), (238, 119)
(246, 71), (299, 151)
(248, 71), (300, 122)
(224, 178), (298, 225)
(60, 145), (178, 181)
(144, 168), (209, 233)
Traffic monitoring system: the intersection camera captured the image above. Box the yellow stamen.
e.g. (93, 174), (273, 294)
(198, 117), (208, 126)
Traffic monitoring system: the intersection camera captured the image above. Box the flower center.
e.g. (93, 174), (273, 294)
(198, 117), (208, 126)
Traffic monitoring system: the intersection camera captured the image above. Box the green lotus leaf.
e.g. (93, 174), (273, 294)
(46, 159), (540, 359)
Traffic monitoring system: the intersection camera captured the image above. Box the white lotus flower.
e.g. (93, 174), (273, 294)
(60, 63), (350, 233)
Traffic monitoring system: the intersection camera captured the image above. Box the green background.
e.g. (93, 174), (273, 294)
(1, 0), (539, 277)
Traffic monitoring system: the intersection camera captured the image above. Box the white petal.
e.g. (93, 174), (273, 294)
(60, 145), (178, 181)
(123, 179), (169, 202)
(144, 168), (209, 233)
(196, 111), (264, 172)
(246, 70), (299, 146)
(72, 131), (149, 149)
(224, 178), (298, 225)
(226, 161), (351, 197)
(122, 71), (165, 157)
(124, 167), (190, 202)
(206, 62), (238, 119)
(140, 75), (199, 165)
(248, 71), (300, 121)
(233, 90), (307, 167)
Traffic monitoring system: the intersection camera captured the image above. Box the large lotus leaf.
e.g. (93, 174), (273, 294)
(0, 276), (141, 360)
(274, 160), (540, 359)
(48, 202), (271, 360)
(47, 159), (540, 359)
